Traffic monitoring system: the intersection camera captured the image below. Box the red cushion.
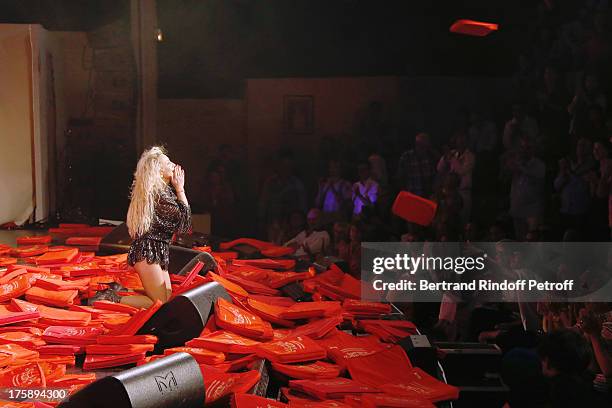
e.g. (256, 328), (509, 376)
(256, 335), (327, 364)
(346, 345), (413, 388)
(92, 300), (140, 315)
(163, 346), (225, 364)
(392, 191), (437, 226)
(112, 300), (162, 335)
(35, 248), (79, 265)
(0, 275), (32, 302)
(36, 345), (82, 355)
(378, 367), (460, 402)
(231, 394), (287, 408)
(232, 259), (295, 271)
(25, 286), (79, 307)
(0, 268), (28, 284)
(43, 326), (106, 345)
(215, 298), (273, 341)
(0, 257), (18, 267)
(290, 315), (343, 339)
(450, 19), (498, 37)
(96, 334), (157, 345)
(11, 245), (49, 258)
(0, 309), (40, 326)
(271, 360), (341, 380)
(85, 343), (154, 355)
(219, 238), (275, 251)
(203, 368), (261, 404)
(0, 363), (46, 387)
(65, 236), (103, 246)
(224, 274), (280, 296)
(186, 330), (261, 354)
(288, 378), (378, 400)
(279, 301), (341, 320)
(359, 394), (436, 408)
(0, 331), (46, 348)
(246, 298), (295, 327)
(12, 299), (92, 326)
(16, 236), (52, 245)
(82, 352), (145, 370)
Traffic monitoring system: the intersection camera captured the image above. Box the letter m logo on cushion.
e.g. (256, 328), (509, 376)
(154, 371), (178, 394)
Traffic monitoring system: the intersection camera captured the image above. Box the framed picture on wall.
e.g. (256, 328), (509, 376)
(283, 95), (314, 134)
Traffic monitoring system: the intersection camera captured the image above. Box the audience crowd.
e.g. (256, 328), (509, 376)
(199, 2), (612, 406)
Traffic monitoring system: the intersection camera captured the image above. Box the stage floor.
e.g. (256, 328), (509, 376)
(0, 229), (50, 246)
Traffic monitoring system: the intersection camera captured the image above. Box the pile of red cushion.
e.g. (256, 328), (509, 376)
(0, 226), (154, 406)
(0, 233), (458, 407)
(181, 239), (459, 406)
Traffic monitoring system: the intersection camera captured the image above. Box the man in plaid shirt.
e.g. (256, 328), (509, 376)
(397, 132), (440, 198)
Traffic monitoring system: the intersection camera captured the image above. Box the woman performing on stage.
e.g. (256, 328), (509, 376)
(89, 146), (191, 307)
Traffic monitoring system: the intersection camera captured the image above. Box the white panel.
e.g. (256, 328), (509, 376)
(0, 24), (34, 225)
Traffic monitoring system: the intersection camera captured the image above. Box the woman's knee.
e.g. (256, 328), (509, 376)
(135, 262), (172, 304)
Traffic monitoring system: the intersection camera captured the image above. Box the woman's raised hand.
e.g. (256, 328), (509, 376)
(171, 164), (185, 192)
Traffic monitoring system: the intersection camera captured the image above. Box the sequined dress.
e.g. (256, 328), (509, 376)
(127, 185), (191, 270)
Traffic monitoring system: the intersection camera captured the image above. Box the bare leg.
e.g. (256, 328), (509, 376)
(120, 260), (172, 308)
(163, 270), (172, 301)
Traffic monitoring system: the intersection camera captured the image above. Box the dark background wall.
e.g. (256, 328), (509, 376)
(157, 0), (537, 98)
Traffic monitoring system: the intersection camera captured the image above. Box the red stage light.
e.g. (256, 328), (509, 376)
(450, 19), (499, 37)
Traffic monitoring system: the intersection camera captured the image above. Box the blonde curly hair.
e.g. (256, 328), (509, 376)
(126, 146), (169, 238)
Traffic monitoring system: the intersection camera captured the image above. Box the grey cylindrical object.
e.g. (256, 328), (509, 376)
(175, 250), (217, 277)
(58, 353), (204, 408)
(138, 281), (231, 351)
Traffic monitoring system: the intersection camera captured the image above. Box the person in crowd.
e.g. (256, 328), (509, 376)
(501, 348), (549, 408)
(503, 103), (540, 153)
(201, 165), (236, 238)
(578, 305), (612, 380)
(352, 161), (379, 217)
(488, 222), (508, 242)
(468, 110), (500, 222)
(512, 54), (538, 101)
(269, 210), (308, 246)
(432, 173), (464, 236)
(397, 132), (440, 198)
(367, 145), (388, 187)
(286, 210), (307, 243)
(507, 137), (546, 241)
(584, 11), (611, 69)
(317, 136), (341, 178)
(535, 65), (571, 154)
(437, 131), (475, 223)
(314, 159), (352, 221)
(585, 140), (612, 240)
(266, 218), (285, 247)
(537, 329), (596, 407)
(258, 151), (307, 237)
(532, 27), (558, 73)
(400, 231), (418, 242)
(468, 111), (498, 154)
(554, 138), (595, 233)
(568, 71), (608, 136)
(284, 208), (330, 260)
(209, 144), (245, 200)
(338, 221), (363, 278)
(463, 222), (481, 242)
(331, 221), (350, 257)
(584, 104), (609, 141)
